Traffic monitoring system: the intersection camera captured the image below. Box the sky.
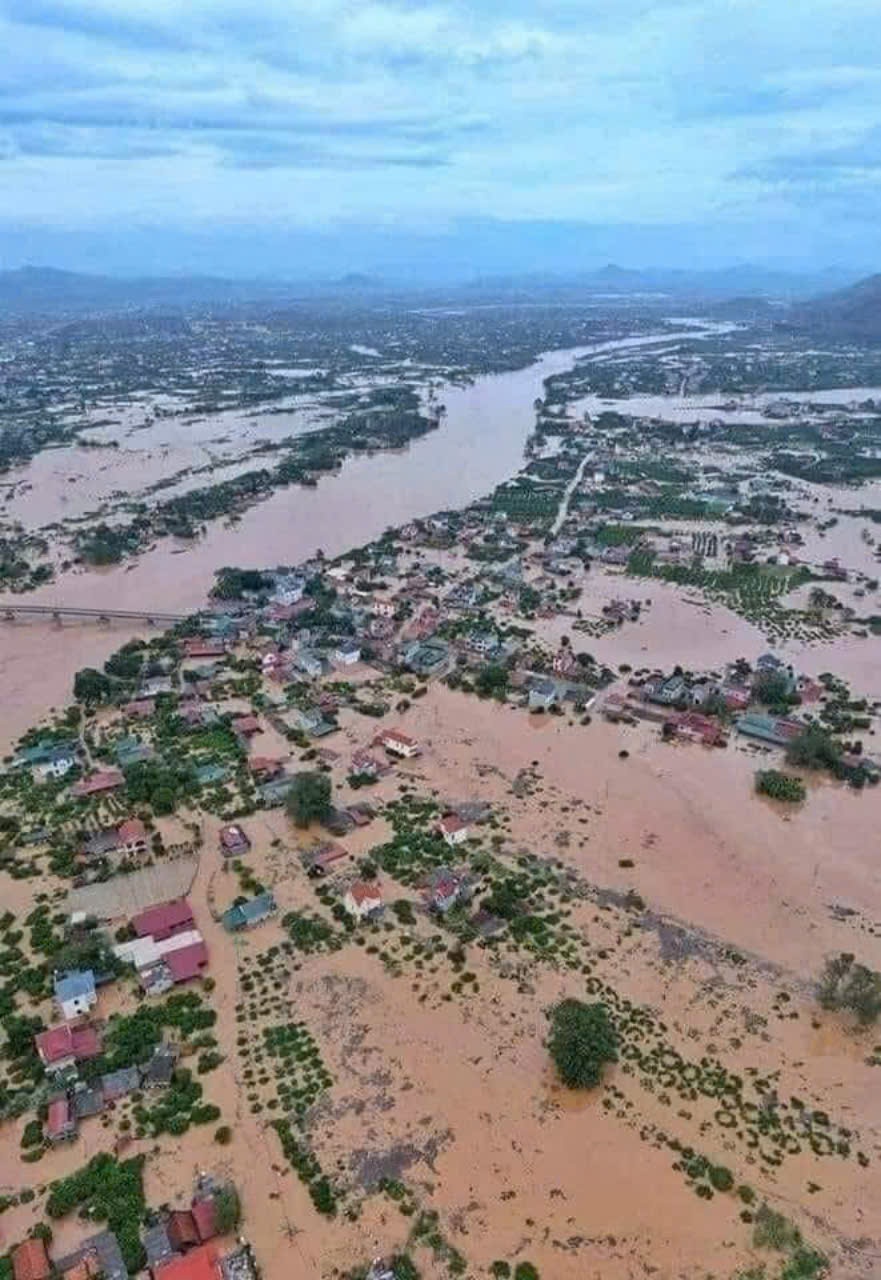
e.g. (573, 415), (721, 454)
(1, 0), (880, 277)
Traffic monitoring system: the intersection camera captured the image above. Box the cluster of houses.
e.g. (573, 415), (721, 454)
(8, 1178), (255, 1280)
(602, 652), (818, 750)
(114, 898), (209, 995)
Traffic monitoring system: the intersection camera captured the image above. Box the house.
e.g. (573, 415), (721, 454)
(232, 715), (261, 740)
(183, 638), (227, 660)
(114, 738), (154, 768)
(248, 756), (284, 781)
(72, 769), (125, 798)
(72, 1084), (105, 1119)
(144, 1223), (176, 1271)
(132, 899), (195, 942)
(423, 867), (469, 915)
(259, 776), (296, 808)
(722, 684), (751, 711)
(302, 842), (349, 877)
(343, 880), (384, 921)
(644, 674), (687, 706)
(664, 711), (727, 747)
(350, 749), (383, 778)
(294, 649), (324, 679)
(735, 713), (804, 747)
(219, 825), (250, 857)
(372, 599), (396, 618)
(374, 727), (420, 758)
(139, 676), (174, 698)
(101, 1067), (141, 1103)
(153, 1244), (221, 1280)
(163, 941), (209, 985)
(528, 678), (558, 711)
(45, 1094), (77, 1144)
(166, 1211), (200, 1254)
(34, 745), (78, 781)
(54, 970), (97, 1020)
(36, 1021), (102, 1074)
(141, 1043), (178, 1089)
(15, 739), (78, 780)
(12, 1239), (51, 1280)
(437, 814), (471, 847)
(56, 1232), (128, 1280)
(334, 640), (361, 667)
(272, 574), (306, 606)
(190, 1195), (218, 1244)
(124, 698), (156, 720)
(83, 818), (147, 862)
(221, 892), (277, 932)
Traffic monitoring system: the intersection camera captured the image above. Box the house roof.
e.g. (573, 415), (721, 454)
(191, 1197), (218, 1242)
(12, 1240), (51, 1280)
(36, 1022), (101, 1064)
(378, 727), (416, 747)
(167, 1210), (199, 1252)
(143, 1222), (175, 1268)
(165, 941), (209, 984)
(232, 715), (260, 734)
(55, 970), (96, 1003)
(132, 899), (194, 939)
(438, 814), (468, 835)
(46, 1094), (72, 1135)
(219, 824), (249, 848)
(56, 1232), (127, 1280)
(155, 1243), (220, 1280)
(101, 1067), (141, 1100)
(117, 817), (146, 844)
(73, 769), (124, 796)
(347, 880), (383, 906)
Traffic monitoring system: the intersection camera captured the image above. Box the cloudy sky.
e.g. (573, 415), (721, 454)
(1, 0), (880, 275)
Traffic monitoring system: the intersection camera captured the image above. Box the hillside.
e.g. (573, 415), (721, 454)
(792, 272), (881, 341)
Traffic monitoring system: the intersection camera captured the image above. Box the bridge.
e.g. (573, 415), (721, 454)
(1, 604), (189, 625)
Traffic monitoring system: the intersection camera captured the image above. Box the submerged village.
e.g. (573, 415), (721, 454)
(1, 306), (881, 1280)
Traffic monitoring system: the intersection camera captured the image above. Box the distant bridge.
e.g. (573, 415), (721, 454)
(1, 604), (188, 625)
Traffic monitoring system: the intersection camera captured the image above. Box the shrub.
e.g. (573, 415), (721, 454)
(514, 1266), (540, 1280)
(756, 770), (805, 803)
(708, 1165), (734, 1192)
(214, 1126), (233, 1145)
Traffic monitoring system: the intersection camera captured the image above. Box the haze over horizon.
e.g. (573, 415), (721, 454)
(1, 0), (880, 278)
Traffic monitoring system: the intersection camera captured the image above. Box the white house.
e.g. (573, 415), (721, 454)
(54, 970), (97, 1020)
(334, 640), (362, 667)
(372, 599), (396, 619)
(375, 728), (420, 758)
(273, 575), (306, 606)
(344, 880), (384, 921)
(438, 814), (471, 847)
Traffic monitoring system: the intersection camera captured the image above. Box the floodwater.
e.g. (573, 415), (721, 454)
(0, 328), (715, 750)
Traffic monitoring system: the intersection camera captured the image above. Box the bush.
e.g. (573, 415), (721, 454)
(548, 999), (617, 1089)
(214, 1126), (233, 1145)
(756, 770), (805, 803)
(514, 1266), (539, 1280)
(708, 1165), (734, 1192)
(21, 1118), (44, 1149)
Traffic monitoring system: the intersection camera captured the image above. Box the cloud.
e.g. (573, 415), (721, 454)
(0, 0), (878, 268)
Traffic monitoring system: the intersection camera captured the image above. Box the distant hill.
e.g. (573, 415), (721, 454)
(0, 266), (321, 313)
(790, 273), (881, 341)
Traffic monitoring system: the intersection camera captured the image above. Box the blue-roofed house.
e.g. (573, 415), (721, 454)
(54, 970), (97, 1020)
(221, 892), (277, 932)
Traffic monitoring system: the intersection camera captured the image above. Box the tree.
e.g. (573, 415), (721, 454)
(285, 771), (332, 828)
(73, 667), (112, 706)
(214, 1184), (241, 1232)
(755, 770), (805, 803)
(548, 999), (617, 1089)
(475, 664), (509, 700)
(786, 725), (842, 772)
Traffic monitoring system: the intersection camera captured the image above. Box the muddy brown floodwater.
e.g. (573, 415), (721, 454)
(0, 329), (716, 752)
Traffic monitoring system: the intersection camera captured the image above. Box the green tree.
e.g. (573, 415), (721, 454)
(285, 771), (332, 828)
(73, 667), (112, 706)
(548, 999), (617, 1089)
(214, 1184), (241, 1232)
(475, 663), (509, 700)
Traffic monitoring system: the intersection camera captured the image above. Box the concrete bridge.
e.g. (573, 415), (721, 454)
(1, 604), (188, 625)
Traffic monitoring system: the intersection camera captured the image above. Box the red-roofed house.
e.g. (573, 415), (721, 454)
(116, 818), (148, 855)
(373, 727), (420, 758)
(248, 757), (284, 780)
(36, 1022), (102, 1074)
(191, 1198), (218, 1243)
(12, 1239), (51, 1280)
(183, 639), (227, 659)
(154, 1244), (221, 1280)
(72, 769), (125, 798)
(343, 880), (384, 921)
(45, 1095), (77, 1144)
(165, 942), (209, 984)
(132, 899), (195, 942)
(232, 715), (261, 739)
(124, 698), (156, 720)
(437, 814), (470, 847)
(166, 1211), (200, 1253)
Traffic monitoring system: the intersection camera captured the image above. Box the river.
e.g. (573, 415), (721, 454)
(0, 325), (727, 750)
